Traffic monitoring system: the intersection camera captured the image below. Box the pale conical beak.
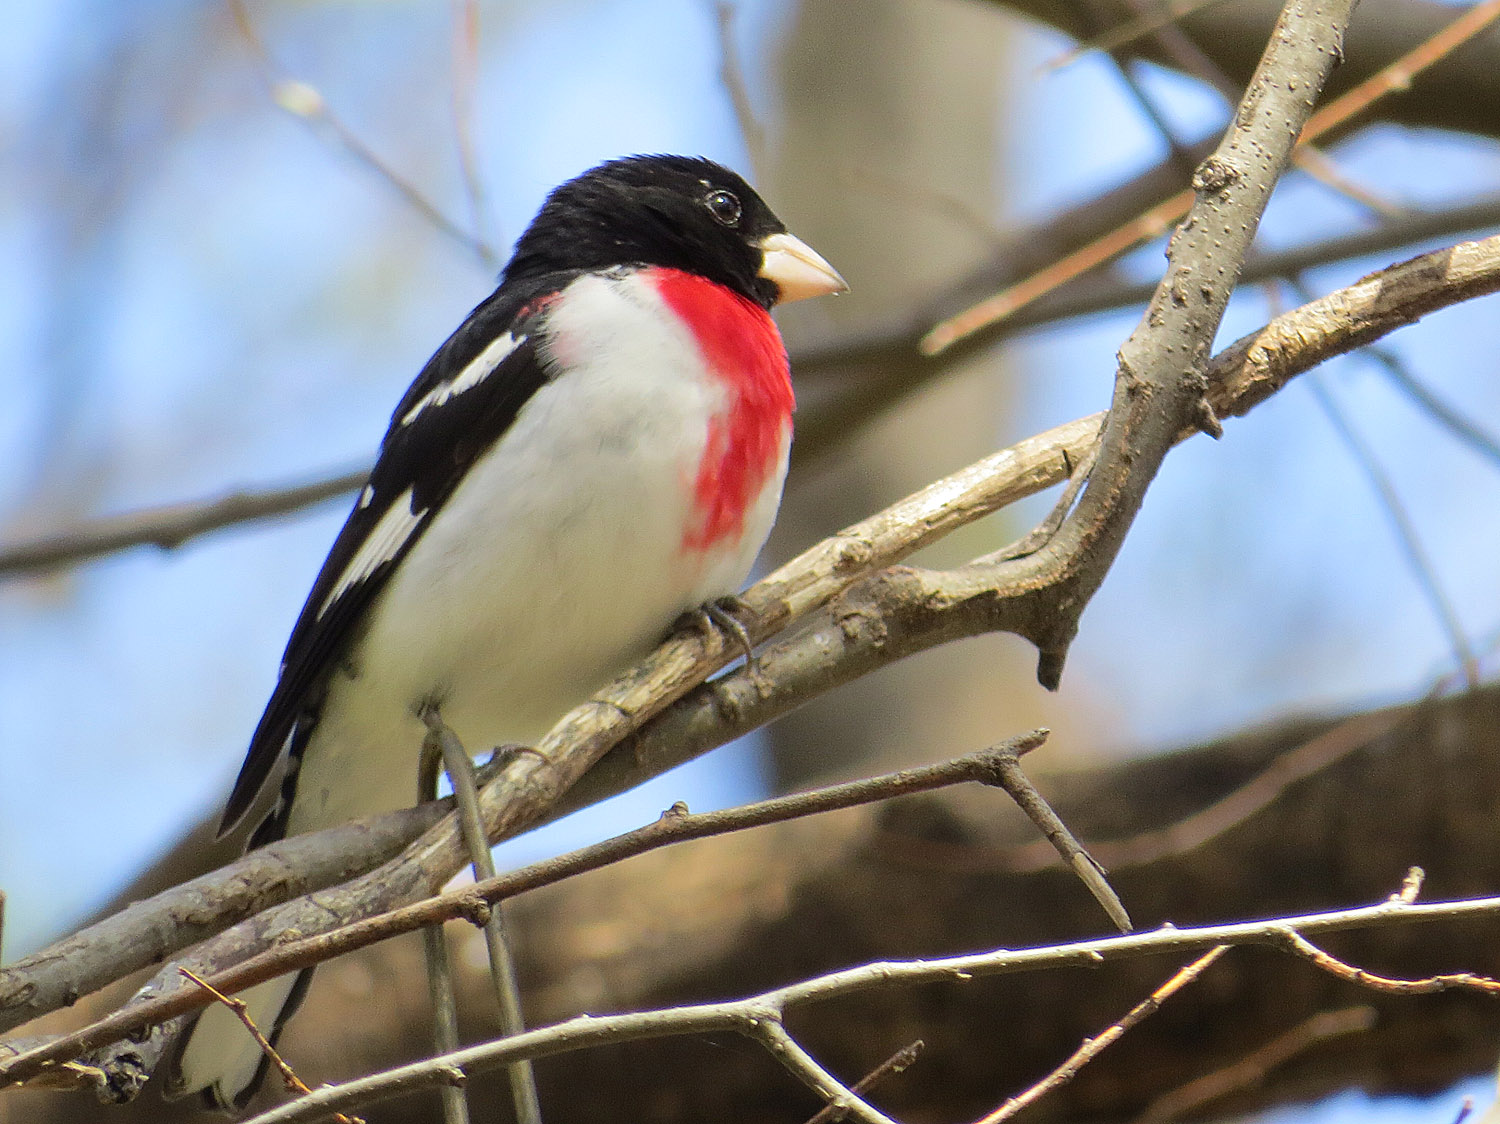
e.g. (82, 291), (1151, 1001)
(757, 231), (848, 304)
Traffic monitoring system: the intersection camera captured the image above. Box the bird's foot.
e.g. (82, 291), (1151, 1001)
(479, 742), (548, 778)
(673, 594), (758, 668)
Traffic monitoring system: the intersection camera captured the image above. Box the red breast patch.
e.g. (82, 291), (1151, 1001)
(649, 268), (793, 553)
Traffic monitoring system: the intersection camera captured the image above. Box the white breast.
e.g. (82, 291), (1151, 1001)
(285, 271), (789, 833)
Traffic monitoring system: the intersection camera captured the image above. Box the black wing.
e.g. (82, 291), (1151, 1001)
(218, 282), (565, 834)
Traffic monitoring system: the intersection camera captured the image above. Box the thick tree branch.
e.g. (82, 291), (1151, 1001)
(912, 0), (1356, 689)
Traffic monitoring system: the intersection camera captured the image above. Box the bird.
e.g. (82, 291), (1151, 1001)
(168, 154), (846, 1109)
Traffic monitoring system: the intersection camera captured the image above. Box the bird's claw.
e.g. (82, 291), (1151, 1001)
(674, 594), (758, 668)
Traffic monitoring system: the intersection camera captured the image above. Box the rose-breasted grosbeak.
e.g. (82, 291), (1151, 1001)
(170, 155), (845, 1108)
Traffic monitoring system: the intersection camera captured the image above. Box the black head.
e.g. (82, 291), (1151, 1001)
(503, 155), (843, 310)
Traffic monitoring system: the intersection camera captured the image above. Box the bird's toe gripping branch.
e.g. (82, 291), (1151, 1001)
(672, 594), (759, 670)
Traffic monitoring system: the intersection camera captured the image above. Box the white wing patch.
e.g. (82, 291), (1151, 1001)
(400, 331), (519, 427)
(318, 487), (427, 618)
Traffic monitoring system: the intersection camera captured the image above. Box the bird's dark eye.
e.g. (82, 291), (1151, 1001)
(704, 189), (742, 227)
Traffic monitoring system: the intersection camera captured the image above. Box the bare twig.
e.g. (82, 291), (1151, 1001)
(713, 1), (765, 171)
(420, 712), (542, 1124)
(177, 969), (363, 1124)
(918, 183), (1194, 356)
(1279, 930), (1500, 995)
(227, 0), (493, 264)
(1113, 0), (1400, 217)
(12, 212), (1500, 1104)
(448, 0), (499, 270)
(1136, 1005), (1377, 1123)
(948, 0), (1354, 688)
(973, 946), (1229, 1124)
(981, 708), (1403, 874)
(1300, 0), (1500, 141)
(212, 893), (1500, 1124)
(10, 4), (1500, 591)
(0, 467), (367, 577)
(1371, 346), (1500, 470)
(11, 228), (1496, 1081)
(754, 1019), (896, 1124)
(804, 1040), (924, 1124)
(1308, 374), (1480, 686)
(924, 0), (1496, 356)
(1041, 0), (1235, 72)
(415, 742), (471, 1124)
(984, 747), (1132, 932)
(417, 926), (468, 1124)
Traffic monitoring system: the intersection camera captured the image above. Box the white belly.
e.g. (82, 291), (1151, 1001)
(286, 273), (789, 833)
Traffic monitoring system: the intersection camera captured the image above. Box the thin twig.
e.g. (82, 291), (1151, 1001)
(1301, 0), (1500, 141)
(420, 711), (543, 1124)
(713, 0), (765, 172)
(754, 1019), (897, 1124)
(1107, 54), (1200, 177)
(923, 0), (1500, 356)
(0, 467), (367, 577)
(0, 737), (1043, 1048)
(1041, 0), (1235, 72)
(981, 439), (1100, 564)
(11, 887), (1498, 1096)
(919, 183), (1194, 355)
(803, 1040), (924, 1124)
(0, 798), (457, 1036)
(1370, 346), (1500, 470)
(984, 747), (1133, 932)
(177, 968), (364, 1124)
(1136, 1005), (1376, 1123)
(448, 0), (499, 270)
(416, 742), (472, 1124)
(225, 887), (1500, 1124)
(1307, 374), (1480, 686)
(1113, 0), (1400, 217)
(953, 708), (1404, 875)
(227, 0), (493, 264)
(1279, 930), (1500, 995)
(973, 947), (1229, 1124)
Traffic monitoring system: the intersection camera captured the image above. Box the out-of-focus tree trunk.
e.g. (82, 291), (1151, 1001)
(761, 0), (1097, 792)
